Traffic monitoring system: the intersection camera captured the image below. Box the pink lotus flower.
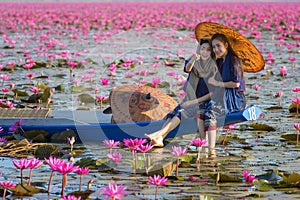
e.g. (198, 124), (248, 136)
(280, 65), (287, 78)
(171, 146), (188, 176)
(191, 138), (207, 147)
(101, 183), (127, 200)
(100, 77), (109, 86)
(62, 195), (81, 200)
(96, 95), (107, 109)
(103, 139), (120, 153)
(147, 174), (168, 199)
(275, 91), (283, 106)
(253, 84), (261, 91)
(0, 181), (16, 200)
(13, 158), (31, 185)
(107, 152), (122, 163)
(123, 138), (147, 172)
(56, 162), (79, 197)
(0, 137), (7, 143)
(28, 158), (43, 185)
(191, 138), (207, 170)
(8, 119), (22, 133)
(275, 91), (283, 98)
(243, 170), (258, 184)
(75, 167), (90, 191)
(294, 123), (300, 146)
(67, 136), (75, 152)
(171, 146), (188, 157)
(138, 143), (154, 175)
(30, 86), (41, 94)
(291, 97), (300, 115)
(151, 77), (161, 88)
(166, 71), (176, 77)
(177, 90), (186, 99)
(45, 156), (66, 194)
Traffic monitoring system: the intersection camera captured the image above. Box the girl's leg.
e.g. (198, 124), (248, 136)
(205, 119), (217, 158)
(145, 116), (181, 147)
(197, 118), (206, 140)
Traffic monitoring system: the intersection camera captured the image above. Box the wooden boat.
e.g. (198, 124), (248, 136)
(0, 105), (262, 143)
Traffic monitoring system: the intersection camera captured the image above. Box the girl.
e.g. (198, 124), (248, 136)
(208, 33), (246, 114)
(145, 39), (222, 157)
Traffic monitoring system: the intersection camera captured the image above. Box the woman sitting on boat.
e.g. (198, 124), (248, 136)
(145, 38), (224, 157)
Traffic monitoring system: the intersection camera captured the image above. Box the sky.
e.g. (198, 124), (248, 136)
(0, 0), (298, 2)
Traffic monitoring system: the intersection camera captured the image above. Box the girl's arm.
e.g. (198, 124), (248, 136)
(184, 54), (200, 73)
(208, 78), (239, 88)
(181, 92), (212, 108)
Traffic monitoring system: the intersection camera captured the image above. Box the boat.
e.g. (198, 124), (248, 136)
(0, 105), (262, 143)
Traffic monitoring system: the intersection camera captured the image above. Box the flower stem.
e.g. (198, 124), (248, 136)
(20, 169), (23, 186)
(79, 175), (82, 191)
(297, 130), (299, 146)
(176, 158), (179, 176)
(28, 168), (33, 185)
(197, 146), (201, 171)
(143, 152), (148, 175)
(155, 185), (158, 200)
(2, 188), (6, 200)
(48, 171), (54, 194)
(61, 174), (67, 197)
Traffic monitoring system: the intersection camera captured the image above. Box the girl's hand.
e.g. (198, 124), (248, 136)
(208, 77), (217, 86)
(194, 54), (200, 60)
(181, 99), (198, 108)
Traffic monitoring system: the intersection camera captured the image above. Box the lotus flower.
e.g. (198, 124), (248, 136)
(27, 158), (43, 185)
(243, 170), (258, 184)
(12, 158), (31, 185)
(75, 167), (90, 191)
(0, 181), (16, 200)
(171, 146), (187, 176)
(103, 139), (120, 154)
(101, 183), (127, 200)
(147, 174), (168, 199)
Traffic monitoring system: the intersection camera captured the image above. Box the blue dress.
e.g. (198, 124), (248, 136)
(216, 54), (246, 114)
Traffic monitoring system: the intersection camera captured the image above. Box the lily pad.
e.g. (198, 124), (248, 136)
(10, 183), (46, 196)
(248, 123), (276, 131)
(69, 86), (86, 93)
(282, 173), (300, 187)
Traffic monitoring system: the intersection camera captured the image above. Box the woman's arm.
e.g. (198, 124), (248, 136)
(184, 54), (200, 73)
(181, 92), (212, 108)
(208, 77), (239, 88)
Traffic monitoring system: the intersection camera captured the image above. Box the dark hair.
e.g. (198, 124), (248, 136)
(211, 33), (244, 79)
(200, 38), (209, 45)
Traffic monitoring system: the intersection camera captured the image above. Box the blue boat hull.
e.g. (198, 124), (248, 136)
(0, 106), (262, 143)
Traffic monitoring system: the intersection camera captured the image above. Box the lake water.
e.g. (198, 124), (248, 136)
(0, 13), (300, 200)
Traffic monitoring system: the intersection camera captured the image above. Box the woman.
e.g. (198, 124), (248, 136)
(145, 39), (221, 154)
(208, 33), (246, 114)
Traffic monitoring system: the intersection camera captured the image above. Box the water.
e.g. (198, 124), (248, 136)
(0, 7), (300, 200)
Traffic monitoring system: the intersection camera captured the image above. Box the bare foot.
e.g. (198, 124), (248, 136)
(144, 134), (164, 147)
(209, 148), (216, 158)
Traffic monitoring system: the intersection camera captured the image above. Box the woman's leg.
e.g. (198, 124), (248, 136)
(145, 116), (181, 147)
(197, 118), (206, 140)
(206, 119), (217, 158)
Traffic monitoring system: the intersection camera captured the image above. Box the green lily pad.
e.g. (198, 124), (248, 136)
(288, 103), (300, 114)
(10, 183), (46, 196)
(252, 179), (274, 191)
(75, 157), (97, 169)
(209, 172), (240, 183)
(248, 123), (276, 131)
(12, 89), (29, 97)
(282, 173), (300, 186)
(70, 86), (86, 93)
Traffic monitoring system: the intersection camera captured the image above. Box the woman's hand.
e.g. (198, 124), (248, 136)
(193, 53), (200, 61)
(208, 77), (219, 87)
(181, 99), (198, 108)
